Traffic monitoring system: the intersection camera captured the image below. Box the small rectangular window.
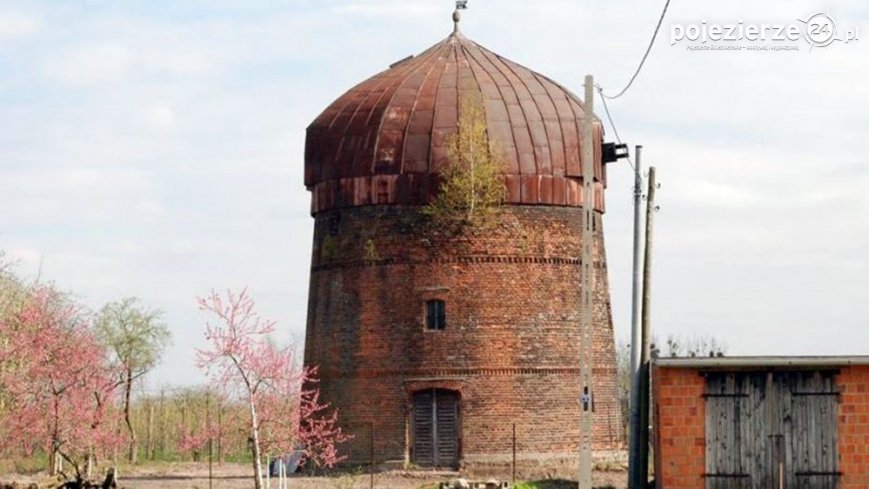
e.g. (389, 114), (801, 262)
(425, 300), (446, 330)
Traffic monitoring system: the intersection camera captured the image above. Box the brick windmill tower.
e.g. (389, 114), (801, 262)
(303, 10), (624, 476)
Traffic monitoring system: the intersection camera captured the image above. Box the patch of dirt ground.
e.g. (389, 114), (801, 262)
(3, 462), (627, 489)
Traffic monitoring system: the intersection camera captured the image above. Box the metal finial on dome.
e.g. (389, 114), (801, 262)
(453, 1), (468, 32)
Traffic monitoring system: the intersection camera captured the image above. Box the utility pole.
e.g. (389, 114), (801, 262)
(638, 166), (658, 487)
(627, 146), (644, 489)
(578, 74), (596, 489)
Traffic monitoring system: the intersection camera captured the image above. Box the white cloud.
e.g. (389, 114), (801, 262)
(330, 0), (441, 17)
(42, 43), (135, 86)
(143, 104), (177, 131)
(136, 199), (168, 216)
(0, 10), (39, 40)
(0, 167), (150, 196)
(670, 179), (763, 209)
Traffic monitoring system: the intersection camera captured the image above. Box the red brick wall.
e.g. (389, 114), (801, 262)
(303, 205), (624, 476)
(838, 365), (869, 489)
(653, 366), (706, 489)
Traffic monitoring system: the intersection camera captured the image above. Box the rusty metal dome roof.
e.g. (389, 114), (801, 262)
(304, 31), (606, 214)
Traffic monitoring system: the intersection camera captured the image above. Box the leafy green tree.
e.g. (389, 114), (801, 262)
(95, 297), (171, 463)
(424, 95), (505, 228)
(0, 252), (28, 325)
(0, 253), (29, 415)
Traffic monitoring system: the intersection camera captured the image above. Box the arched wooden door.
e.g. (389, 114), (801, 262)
(411, 389), (459, 468)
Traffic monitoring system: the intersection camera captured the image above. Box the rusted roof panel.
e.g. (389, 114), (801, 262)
(552, 176), (567, 206)
(304, 31), (607, 214)
(521, 174), (539, 204)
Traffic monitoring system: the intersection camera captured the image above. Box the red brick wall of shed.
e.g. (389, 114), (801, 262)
(303, 205), (624, 476)
(653, 366), (706, 489)
(838, 365), (869, 488)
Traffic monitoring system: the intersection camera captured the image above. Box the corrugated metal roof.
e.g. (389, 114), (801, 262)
(654, 356), (869, 369)
(304, 31), (606, 214)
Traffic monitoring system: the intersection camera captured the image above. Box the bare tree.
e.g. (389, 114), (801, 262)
(616, 334), (728, 432)
(615, 339), (631, 437)
(655, 333), (727, 358)
(95, 297), (171, 463)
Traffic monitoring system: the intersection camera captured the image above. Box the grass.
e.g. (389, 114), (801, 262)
(0, 453), (50, 475)
(593, 460), (627, 472)
(513, 481), (617, 489)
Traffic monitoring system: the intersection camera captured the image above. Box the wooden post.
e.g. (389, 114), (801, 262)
(217, 396), (223, 464)
(638, 166), (657, 486)
(180, 397), (189, 459)
(146, 399), (155, 460)
(207, 391), (213, 489)
(158, 389), (166, 459)
(578, 74), (596, 489)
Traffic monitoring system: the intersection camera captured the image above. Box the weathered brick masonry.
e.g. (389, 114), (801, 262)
(838, 366), (869, 488)
(304, 206), (623, 476)
(302, 26), (626, 476)
(653, 366), (707, 489)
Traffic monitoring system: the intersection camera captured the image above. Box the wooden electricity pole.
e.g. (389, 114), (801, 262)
(638, 166), (657, 487)
(578, 74), (596, 489)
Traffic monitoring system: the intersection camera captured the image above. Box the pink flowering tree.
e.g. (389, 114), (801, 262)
(178, 388), (241, 462)
(196, 289), (348, 489)
(295, 373), (349, 469)
(0, 284), (123, 479)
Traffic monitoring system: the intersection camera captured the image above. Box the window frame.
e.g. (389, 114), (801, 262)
(424, 299), (446, 331)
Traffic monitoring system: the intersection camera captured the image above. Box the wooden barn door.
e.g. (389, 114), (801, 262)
(787, 372), (840, 489)
(412, 389), (459, 468)
(705, 371), (840, 489)
(705, 372), (754, 489)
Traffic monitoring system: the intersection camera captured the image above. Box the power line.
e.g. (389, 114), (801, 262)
(597, 86), (637, 175)
(601, 0), (672, 100)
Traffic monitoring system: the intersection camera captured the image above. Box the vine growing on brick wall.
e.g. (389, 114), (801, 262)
(424, 96), (505, 230)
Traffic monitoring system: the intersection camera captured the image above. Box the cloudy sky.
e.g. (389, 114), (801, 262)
(1, 0), (867, 388)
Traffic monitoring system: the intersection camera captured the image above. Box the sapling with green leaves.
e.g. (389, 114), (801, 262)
(95, 297), (171, 463)
(424, 95), (505, 229)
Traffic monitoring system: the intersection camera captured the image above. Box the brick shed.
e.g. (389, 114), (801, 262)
(653, 356), (869, 489)
(301, 18), (624, 476)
